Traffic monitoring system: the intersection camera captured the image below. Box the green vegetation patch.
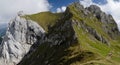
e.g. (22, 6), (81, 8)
(26, 11), (63, 31)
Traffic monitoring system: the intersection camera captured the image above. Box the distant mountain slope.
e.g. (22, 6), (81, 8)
(0, 27), (7, 37)
(18, 2), (120, 65)
(0, 23), (7, 37)
(0, 23), (7, 43)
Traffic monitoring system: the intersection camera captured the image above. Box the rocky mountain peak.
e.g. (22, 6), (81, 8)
(87, 5), (101, 14)
(90, 6), (119, 39)
(0, 14), (45, 65)
(17, 11), (25, 16)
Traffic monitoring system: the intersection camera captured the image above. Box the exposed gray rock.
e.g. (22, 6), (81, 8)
(73, 20), (108, 45)
(0, 15), (45, 65)
(47, 19), (77, 46)
(87, 5), (101, 17)
(17, 11), (25, 16)
(73, 2), (84, 11)
(86, 26), (108, 44)
(87, 5), (120, 39)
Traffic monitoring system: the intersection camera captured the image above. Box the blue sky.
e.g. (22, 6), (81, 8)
(48, 0), (76, 12)
(93, 0), (107, 4)
(48, 0), (107, 12)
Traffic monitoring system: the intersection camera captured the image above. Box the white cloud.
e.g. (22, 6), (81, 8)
(79, 0), (120, 30)
(80, 0), (93, 7)
(57, 8), (62, 13)
(61, 6), (67, 12)
(57, 6), (66, 13)
(0, 0), (51, 24)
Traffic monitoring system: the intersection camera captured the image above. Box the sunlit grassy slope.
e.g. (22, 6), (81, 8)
(26, 11), (63, 31)
(19, 3), (120, 65)
(69, 3), (120, 65)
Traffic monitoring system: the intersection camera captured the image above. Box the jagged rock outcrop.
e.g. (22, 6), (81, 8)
(87, 5), (120, 39)
(72, 2), (120, 43)
(47, 20), (77, 46)
(74, 20), (108, 44)
(73, 3), (120, 39)
(0, 13), (45, 65)
(71, 3), (109, 44)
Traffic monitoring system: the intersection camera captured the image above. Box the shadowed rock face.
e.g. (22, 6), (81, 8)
(0, 37), (2, 43)
(0, 15), (45, 65)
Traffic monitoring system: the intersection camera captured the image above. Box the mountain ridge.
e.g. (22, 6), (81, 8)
(0, 2), (120, 65)
(18, 2), (120, 65)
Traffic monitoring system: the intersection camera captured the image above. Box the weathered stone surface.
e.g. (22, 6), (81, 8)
(0, 15), (45, 65)
(87, 5), (120, 39)
(74, 20), (108, 45)
(47, 19), (77, 46)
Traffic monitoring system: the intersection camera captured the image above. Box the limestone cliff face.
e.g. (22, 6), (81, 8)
(0, 15), (45, 65)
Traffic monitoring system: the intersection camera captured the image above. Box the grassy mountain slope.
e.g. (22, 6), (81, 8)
(18, 2), (120, 65)
(26, 11), (63, 31)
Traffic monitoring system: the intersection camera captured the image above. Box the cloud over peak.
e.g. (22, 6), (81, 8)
(0, 0), (51, 14)
(0, 0), (51, 24)
(57, 6), (67, 13)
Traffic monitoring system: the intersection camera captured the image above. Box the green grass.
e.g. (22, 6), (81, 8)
(26, 11), (63, 31)
(68, 4), (111, 40)
(69, 3), (120, 64)
(73, 25), (109, 56)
